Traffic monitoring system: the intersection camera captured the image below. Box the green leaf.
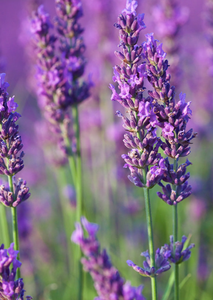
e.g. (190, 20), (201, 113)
(179, 273), (192, 289)
(162, 272), (174, 300)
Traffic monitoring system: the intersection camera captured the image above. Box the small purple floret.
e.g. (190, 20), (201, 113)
(127, 248), (171, 277)
(162, 235), (195, 264)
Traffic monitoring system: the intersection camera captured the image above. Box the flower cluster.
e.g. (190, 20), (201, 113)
(142, 33), (197, 205)
(152, 0), (189, 88)
(110, 0), (166, 189)
(127, 248), (171, 277)
(31, 5), (68, 127)
(157, 158), (192, 205)
(111, 0), (196, 204)
(0, 74), (30, 207)
(0, 179), (30, 208)
(31, 1), (92, 157)
(0, 243), (32, 300)
(72, 217), (145, 300)
(55, 0), (92, 106)
(162, 235), (195, 264)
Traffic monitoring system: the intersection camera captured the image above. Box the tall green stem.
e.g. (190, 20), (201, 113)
(143, 169), (157, 300)
(72, 104), (83, 300)
(60, 124), (76, 188)
(72, 105), (83, 222)
(8, 175), (20, 279)
(55, 167), (73, 276)
(173, 159), (179, 300)
(173, 204), (179, 300)
(0, 205), (10, 247)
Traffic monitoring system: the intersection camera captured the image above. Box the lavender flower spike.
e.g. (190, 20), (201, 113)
(72, 217), (145, 300)
(162, 235), (195, 264)
(0, 74), (30, 207)
(142, 29), (197, 204)
(127, 248), (171, 278)
(0, 243), (31, 300)
(111, 0), (165, 189)
(31, 2), (92, 159)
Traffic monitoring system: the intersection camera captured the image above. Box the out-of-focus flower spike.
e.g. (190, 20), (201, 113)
(0, 74), (30, 207)
(72, 217), (146, 300)
(0, 243), (31, 299)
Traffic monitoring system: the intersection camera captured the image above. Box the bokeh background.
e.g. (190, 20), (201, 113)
(0, 0), (212, 299)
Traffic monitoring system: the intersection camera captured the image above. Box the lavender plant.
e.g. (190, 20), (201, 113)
(0, 73), (31, 279)
(110, 1), (196, 299)
(0, 243), (32, 300)
(72, 216), (145, 300)
(31, 1), (92, 207)
(31, 2), (92, 299)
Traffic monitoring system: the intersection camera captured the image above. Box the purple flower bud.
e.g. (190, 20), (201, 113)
(146, 159), (166, 188)
(71, 222), (84, 245)
(127, 248), (170, 277)
(162, 235), (195, 264)
(7, 96), (18, 113)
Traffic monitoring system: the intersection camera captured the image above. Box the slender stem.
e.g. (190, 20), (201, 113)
(0, 205), (10, 247)
(142, 169), (157, 300)
(8, 175), (20, 279)
(55, 166), (73, 277)
(72, 104), (83, 300)
(72, 105), (83, 221)
(173, 204), (179, 300)
(173, 159), (179, 300)
(60, 123), (76, 188)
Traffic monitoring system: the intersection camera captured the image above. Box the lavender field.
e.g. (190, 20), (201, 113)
(0, 0), (212, 299)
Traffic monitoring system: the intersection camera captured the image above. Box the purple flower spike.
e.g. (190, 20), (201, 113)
(127, 248), (171, 278)
(72, 217), (145, 300)
(0, 243), (31, 300)
(111, 1), (166, 189)
(162, 235), (195, 264)
(141, 12), (196, 205)
(31, 0), (92, 162)
(0, 74), (30, 208)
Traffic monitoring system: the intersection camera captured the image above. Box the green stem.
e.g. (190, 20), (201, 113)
(72, 105), (83, 222)
(143, 169), (157, 300)
(0, 205), (10, 247)
(55, 167), (74, 277)
(8, 175), (20, 279)
(72, 104), (83, 300)
(173, 204), (179, 300)
(60, 124), (76, 188)
(173, 159), (179, 300)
